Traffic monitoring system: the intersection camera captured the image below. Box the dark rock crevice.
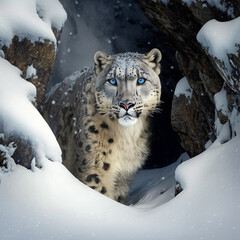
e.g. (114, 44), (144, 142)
(137, 0), (240, 157)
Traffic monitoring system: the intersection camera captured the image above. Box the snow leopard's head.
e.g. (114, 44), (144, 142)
(94, 48), (162, 127)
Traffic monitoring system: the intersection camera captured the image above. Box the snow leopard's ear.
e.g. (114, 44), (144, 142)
(94, 51), (111, 75)
(143, 48), (162, 75)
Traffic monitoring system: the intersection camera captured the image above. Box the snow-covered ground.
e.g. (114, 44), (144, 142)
(0, 137), (240, 240)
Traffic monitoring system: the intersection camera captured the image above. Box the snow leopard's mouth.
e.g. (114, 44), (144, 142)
(118, 114), (138, 127)
(122, 112), (134, 117)
(121, 113), (136, 120)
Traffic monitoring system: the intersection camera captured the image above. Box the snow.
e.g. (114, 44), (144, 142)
(197, 17), (240, 59)
(213, 84), (240, 141)
(26, 64), (37, 79)
(229, 107), (240, 137)
(175, 138), (240, 237)
(128, 152), (189, 208)
(204, 139), (213, 149)
(197, 17), (240, 78)
(217, 121), (231, 143)
(0, 57), (61, 166)
(174, 76), (193, 103)
(0, 138), (16, 173)
(0, 0), (67, 48)
(213, 85), (231, 143)
(0, 136), (239, 239)
(0, 49), (5, 58)
(36, 0), (67, 30)
(214, 86), (228, 115)
(181, 0), (235, 17)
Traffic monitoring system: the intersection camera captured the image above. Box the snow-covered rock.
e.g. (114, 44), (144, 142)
(196, 17), (240, 145)
(0, 0), (66, 48)
(0, 0), (67, 108)
(0, 57), (61, 168)
(171, 75), (212, 156)
(197, 17), (240, 94)
(174, 77), (193, 103)
(138, 0), (240, 156)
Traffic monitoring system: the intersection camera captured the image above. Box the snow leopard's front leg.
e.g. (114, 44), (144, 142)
(113, 173), (133, 203)
(79, 159), (117, 200)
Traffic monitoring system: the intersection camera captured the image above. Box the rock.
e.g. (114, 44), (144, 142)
(2, 36), (56, 110)
(0, 136), (33, 169)
(171, 76), (215, 156)
(137, 0), (240, 156)
(0, 1), (66, 169)
(197, 18), (240, 94)
(0, 0), (66, 111)
(175, 181), (183, 196)
(0, 33), (63, 167)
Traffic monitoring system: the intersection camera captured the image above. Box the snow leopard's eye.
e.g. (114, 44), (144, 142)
(108, 78), (117, 86)
(137, 78), (146, 85)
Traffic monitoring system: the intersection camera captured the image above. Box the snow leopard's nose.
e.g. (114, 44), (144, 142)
(119, 101), (136, 111)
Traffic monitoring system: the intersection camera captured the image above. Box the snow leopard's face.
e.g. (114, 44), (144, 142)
(94, 49), (162, 127)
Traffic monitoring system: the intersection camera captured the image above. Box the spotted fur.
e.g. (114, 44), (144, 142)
(44, 49), (162, 203)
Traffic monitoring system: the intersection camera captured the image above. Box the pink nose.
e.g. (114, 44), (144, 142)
(119, 102), (135, 111)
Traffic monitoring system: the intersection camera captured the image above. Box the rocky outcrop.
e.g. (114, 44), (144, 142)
(0, 33), (63, 168)
(2, 36), (56, 110)
(137, 0), (240, 156)
(0, 1), (66, 169)
(0, 135), (33, 169)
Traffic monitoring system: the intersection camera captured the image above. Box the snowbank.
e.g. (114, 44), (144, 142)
(128, 152), (189, 208)
(0, 136), (239, 239)
(0, 57), (61, 165)
(0, 0), (67, 47)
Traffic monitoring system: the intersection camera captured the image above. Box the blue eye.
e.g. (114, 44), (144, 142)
(108, 78), (117, 86)
(137, 78), (146, 85)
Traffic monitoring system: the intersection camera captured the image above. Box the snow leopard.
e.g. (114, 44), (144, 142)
(44, 48), (162, 203)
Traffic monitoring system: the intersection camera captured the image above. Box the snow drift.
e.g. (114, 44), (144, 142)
(0, 56), (61, 165)
(0, 136), (239, 240)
